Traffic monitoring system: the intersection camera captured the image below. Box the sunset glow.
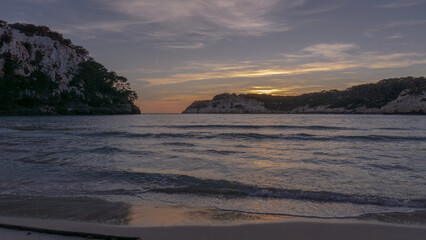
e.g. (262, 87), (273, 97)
(1, 2), (425, 237)
(2, 0), (424, 112)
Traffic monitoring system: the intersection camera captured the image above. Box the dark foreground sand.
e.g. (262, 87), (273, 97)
(1, 216), (426, 240)
(1, 197), (425, 240)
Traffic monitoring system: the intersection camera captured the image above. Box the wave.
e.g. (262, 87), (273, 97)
(84, 132), (195, 139)
(80, 131), (426, 142)
(376, 127), (411, 131)
(5, 125), (423, 142)
(0, 128), (21, 134)
(367, 163), (415, 172)
(91, 146), (125, 154)
(339, 135), (426, 141)
(134, 124), (355, 131)
(160, 142), (197, 147)
(0, 126), (93, 132)
(203, 149), (242, 155)
(174, 148), (242, 155)
(149, 185), (426, 209)
(85, 169), (426, 209)
(80, 131), (127, 137)
(213, 133), (426, 142)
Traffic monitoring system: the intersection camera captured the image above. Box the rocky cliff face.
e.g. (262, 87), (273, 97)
(381, 90), (426, 114)
(183, 78), (426, 114)
(288, 90), (426, 114)
(0, 21), (140, 115)
(0, 23), (84, 94)
(183, 94), (271, 113)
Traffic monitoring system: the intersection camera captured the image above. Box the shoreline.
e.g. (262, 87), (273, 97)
(1, 195), (426, 227)
(181, 112), (426, 115)
(1, 215), (426, 240)
(1, 197), (425, 239)
(128, 205), (426, 227)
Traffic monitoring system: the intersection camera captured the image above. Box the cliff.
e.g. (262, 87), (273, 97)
(0, 21), (140, 115)
(183, 94), (271, 113)
(183, 77), (426, 114)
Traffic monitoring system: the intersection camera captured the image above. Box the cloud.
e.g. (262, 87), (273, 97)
(138, 62), (349, 85)
(281, 44), (426, 70)
(106, 0), (304, 33)
(73, 20), (139, 33)
(138, 43), (426, 86)
(16, 0), (58, 3)
(293, 3), (342, 15)
(282, 43), (357, 60)
(164, 42), (205, 49)
(364, 20), (426, 37)
(387, 33), (403, 39)
(378, 1), (424, 8)
(62, 0), (307, 47)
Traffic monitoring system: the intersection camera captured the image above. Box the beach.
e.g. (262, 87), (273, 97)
(2, 0), (426, 238)
(1, 214), (426, 240)
(1, 202), (426, 240)
(1, 114), (425, 239)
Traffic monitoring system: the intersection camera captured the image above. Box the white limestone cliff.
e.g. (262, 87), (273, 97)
(289, 90), (425, 114)
(381, 90), (426, 113)
(183, 95), (272, 113)
(0, 24), (85, 95)
(183, 90), (426, 114)
(0, 22), (140, 115)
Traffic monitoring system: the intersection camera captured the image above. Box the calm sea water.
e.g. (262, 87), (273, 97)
(0, 114), (425, 218)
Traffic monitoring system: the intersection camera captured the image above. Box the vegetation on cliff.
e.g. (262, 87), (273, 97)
(0, 21), (140, 115)
(6, 22), (89, 57)
(240, 77), (425, 111)
(185, 77), (426, 114)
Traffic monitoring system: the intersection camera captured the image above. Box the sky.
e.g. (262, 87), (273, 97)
(1, 0), (426, 113)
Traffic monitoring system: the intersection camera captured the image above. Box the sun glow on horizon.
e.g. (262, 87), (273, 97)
(247, 87), (283, 95)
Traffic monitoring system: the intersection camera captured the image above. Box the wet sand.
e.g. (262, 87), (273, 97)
(1, 196), (426, 240)
(1, 216), (426, 240)
(128, 205), (291, 226)
(0, 195), (130, 224)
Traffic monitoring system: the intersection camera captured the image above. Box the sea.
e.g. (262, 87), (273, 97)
(0, 114), (425, 221)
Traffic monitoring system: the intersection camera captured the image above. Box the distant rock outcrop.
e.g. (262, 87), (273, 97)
(0, 20), (140, 115)
(183, 94), (272, 113)
(183, 77), (426, 114)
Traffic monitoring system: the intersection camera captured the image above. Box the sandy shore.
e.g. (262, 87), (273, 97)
(1, 196), (425, 240)
(1, 216), (426, 240)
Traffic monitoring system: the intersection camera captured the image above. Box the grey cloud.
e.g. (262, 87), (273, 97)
(64, 0), (307, 47)
(364, 20), (426, 37)
(282, 43), (358, 61)
(164, 42), (205, 49)
(292, 3), (343, 16)
(378, 1), (425, 8)
(15, 0), (58, 3)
